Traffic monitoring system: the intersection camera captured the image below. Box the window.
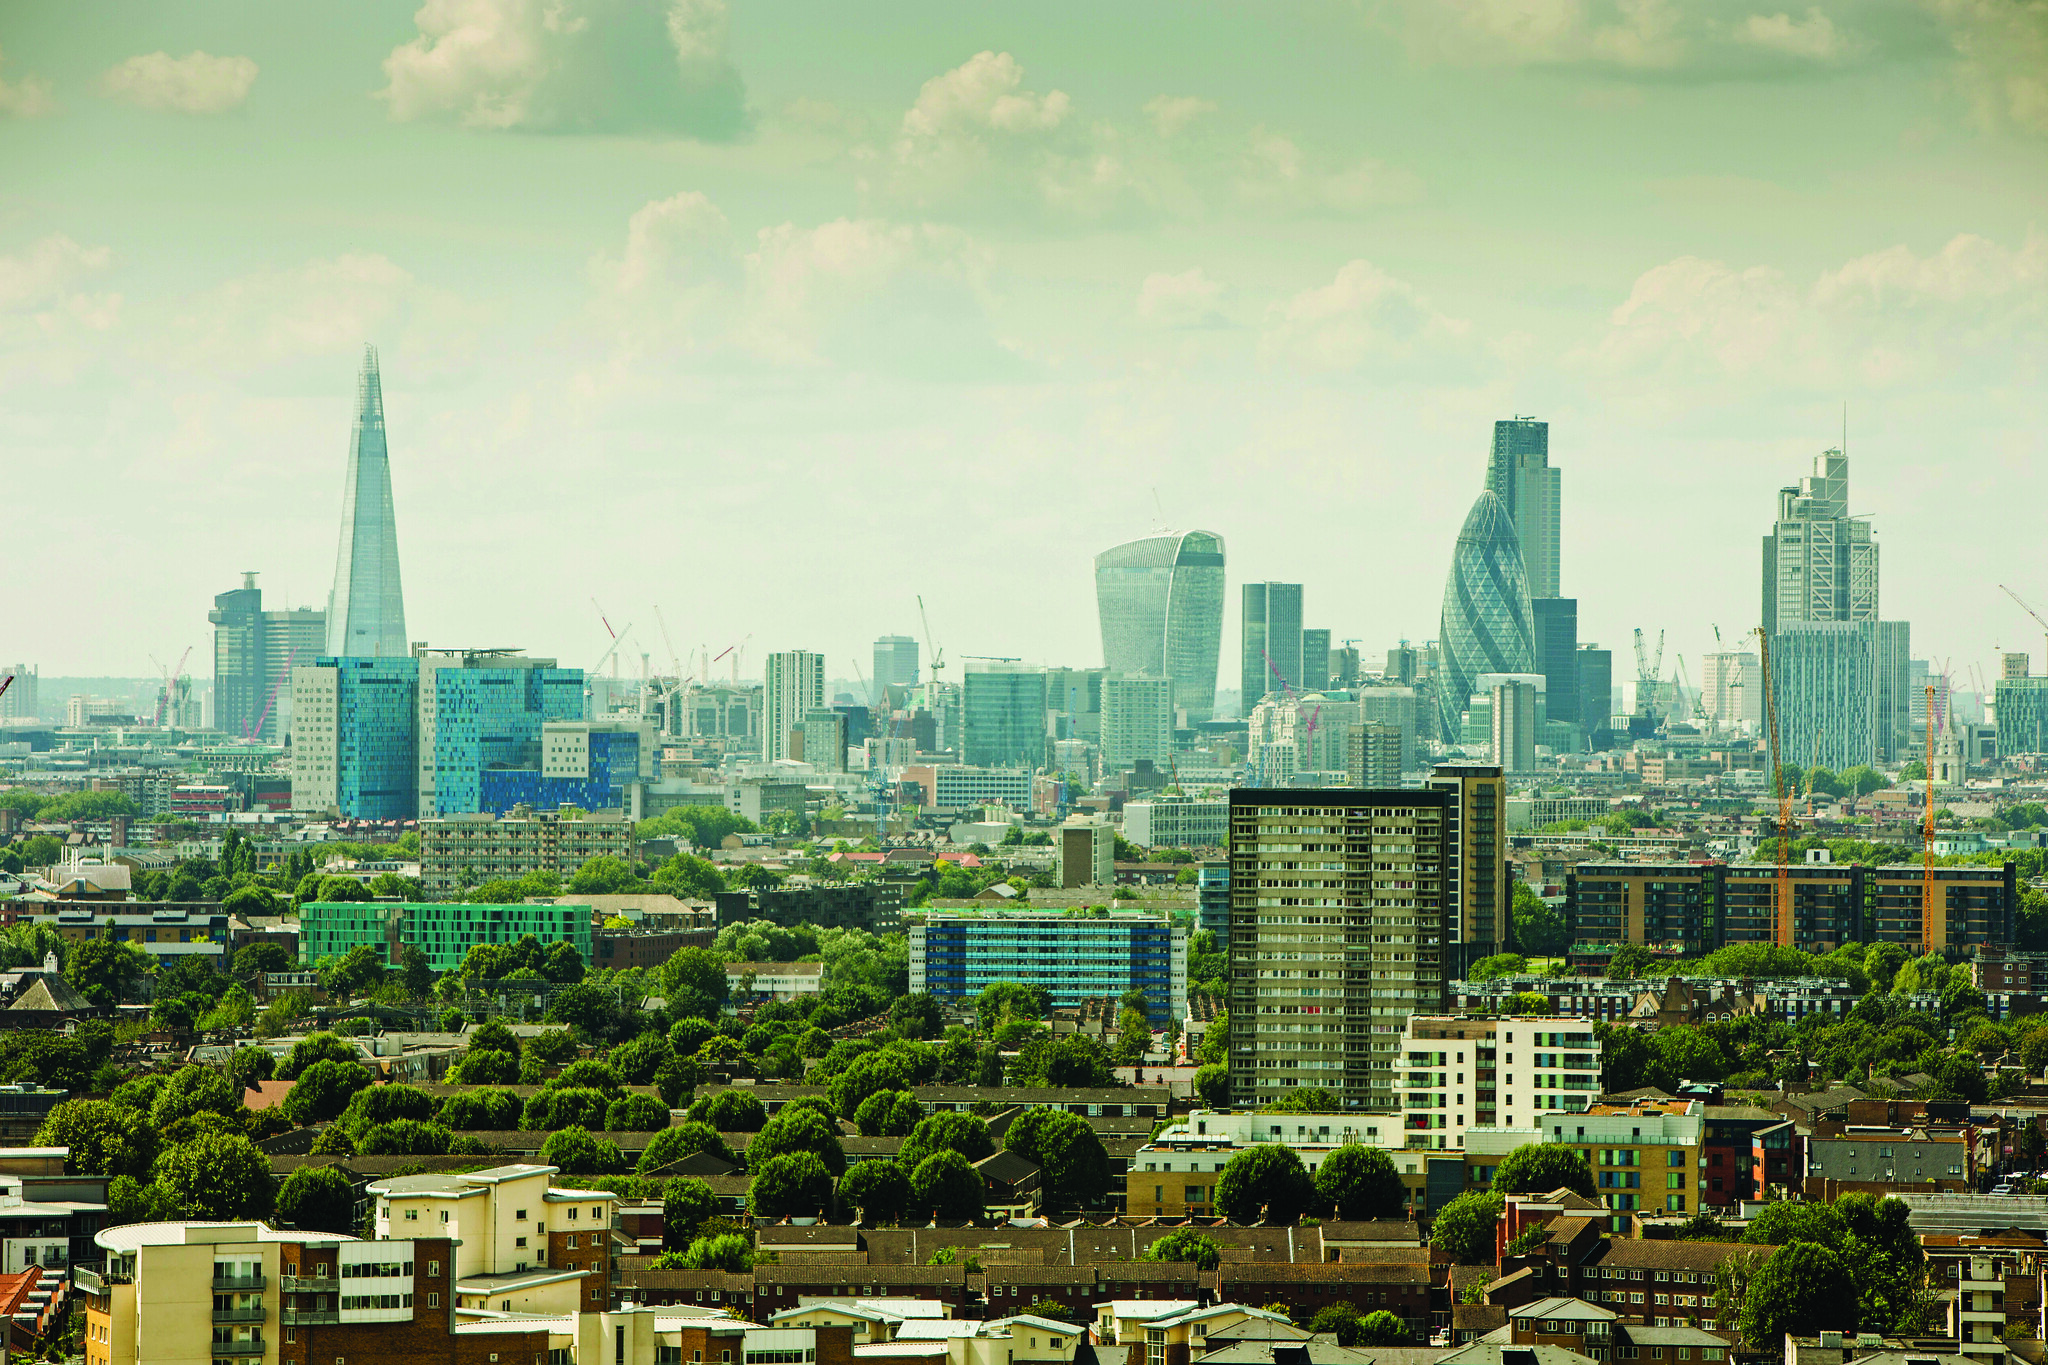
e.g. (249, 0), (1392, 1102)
(428, 1262), (441, 1278)
(428, 1294), (440, 1308)
(404, 1209), (417, 1221)
(516, 1209), (527, 1221)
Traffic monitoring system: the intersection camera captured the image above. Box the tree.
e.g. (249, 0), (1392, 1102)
(1511, 883), (1569, 955)
(1314, 1144), (1406, 1219)
(1743, 1200), (1845, 1247)
(750, 1106), (848, 1176)
(752, 1151), (835, 1219)
(609, 1032), (677, 1085)
(550, 1059), (625, 1093)
(827, 1050), (916, 1119)
(899, 1112), (995, 1172)
(909, 1150), (984, 1221)
(1739, 1242), (1854, 1346)
(36, 1099), (155, 1179)
(522, 1088), (610, 1130)
(1491, 1143), (1596, 1199)
(233, 943), (292, 975)
(147, 1065), (238, 1128)
(663, 1177), (719, 1246)
(1194, 1064), (1230, 1108)
(1605, 944), (1654, 980)
(279, 1032), (362, 1080)
(1469, 953), (1529, 981)
(891, 994), (944, 1039)
(1507, 992), (1553, 1015)
(689, 1089), (768, 1131)
(337, 1083), (436, 1137)
(839, 1159), (913, 1224)
(1430, 1191), (1502, 1264)
(676, 1233), (753, 1272)
(637, 1121), (737, 1174)
(661, 947), (731, 1010)
(1144, 1229), (1221, 1271)
(1356, 1312), (1409, 1346)
(854, 1089), (922, 1137)
(1216, 1143), (1316, 1224)
(1307, 1306), (1364, 1345)
(358, 1120), (453, 1155)
(606, 1094), (672, 1131)
(546, 983), (620, 1038)
(281, 1059), (373, 1124)
(310, 1126), (356, 1156)
(541, 1125), (625, 1175)
(437, 1088), (522, 1130)
(155, 1133), (276, 1220)
(275, 1163), (356, 1235)
(976, 981), (1051, 1027)
(449, 1049), (521, 1085)
(64, 934), (147, 1008)
(1003, 1107), (1112, 1210)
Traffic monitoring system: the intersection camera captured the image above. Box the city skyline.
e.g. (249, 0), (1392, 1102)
(2, 3), (2043, 686)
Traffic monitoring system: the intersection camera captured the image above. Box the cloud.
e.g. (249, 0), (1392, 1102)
(0, 236), (119, 390)
(379, 0), (746, 137)
(1736, 9), (1852, 60)
(0, 46), (54, 117)
(1925, 0), (2048, 136)
(1136, 269), (1229, 329)
(590, 190), (1017, 376)
(1260, 259), (1475, 373)
(101, 51), (258, 113)
(1234, 129), (1425, 211)
(1581, 232), (2047, 387)
(1143, 94), (1217, 136)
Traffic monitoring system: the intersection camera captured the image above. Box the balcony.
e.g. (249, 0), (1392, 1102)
(209, 1339), (266, 1357)
(282, 1308), (341, 1326)
(279, 1275), (329, 1292)
(212, 1274), (266, 1292)
(213, 1307), (267, 1323)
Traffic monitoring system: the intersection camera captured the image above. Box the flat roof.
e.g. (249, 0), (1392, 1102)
(98, 1221), (356, 1253)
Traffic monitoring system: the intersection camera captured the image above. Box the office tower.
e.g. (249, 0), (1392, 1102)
(1762, 446), (1877, 635)
(1384, 646), (1418, 686)
(1529, 598), (1579, 726)
(762, 651), (825, 763)
(0, 665), (35, 721)
(962, 663), (1048, 769)
(1100, 674), (1175, 776)
(1045, 666), (1107, 742)
(1425, 764), (1510, 975)
(291, 655), (420, 818)
(800, 708), (848, 772)
(1241, 581), (1304, 707)
(1768, 621), (1879, 770)
(2006, 654), (2032, 681)
(1487, 417), (1561, 598)
(1435, 490), (1535, 743)
(1055, 818), (1116, 888)
(1358, 686), (1420, 772)
(1701, 651), (1763, 730)
(1347, 722), (1402, 787)
(1226, 786), (1452, 1110)
(210, 573), (328, 743)
(872, 635), (920, 690)
(1300, 629), (1332, 692)
(416, 649), (585, 816)
(1995, 661), (2048, 756)
(324, 346), (408, 658)
(1094, 530), (1227, 724)
(1577, 645), (1613, 745)
(1331, 646), (1362, 688)
(1489, 679), (1538, 772)
(1871, 620), (1912, 762)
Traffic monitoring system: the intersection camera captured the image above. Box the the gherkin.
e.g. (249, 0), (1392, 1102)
(1436, 489), (1535, 740)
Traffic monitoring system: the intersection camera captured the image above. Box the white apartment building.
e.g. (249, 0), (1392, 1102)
(726, 960), (826, 1003)
(1390, 1015), (1600, 1151)
(1123, 795), (1228, 849)
(367, 1163), (614, 1314)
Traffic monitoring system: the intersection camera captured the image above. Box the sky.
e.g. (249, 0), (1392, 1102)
(3, 0), (2044, 704)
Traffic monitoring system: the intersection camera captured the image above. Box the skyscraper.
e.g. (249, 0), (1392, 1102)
(1240, 581), (1303, 710)
(416, 649), (584, 816)
(762, 651), (825, 763)
(1577, 645), (1613, 747)
(1768, 621), (1879, 770)
(1300, 629), (1332, 693)
(1529, 598), (1579, 727)
(962, 663), (1048, 769)
(210, 573), (326, 742)
(1762, 446), (1877, 635)
(1094, 530), (1226, 724)
(1487, 418), (1561, 599)
(325, 346), (408, 658)
(0, 665), (35, 721)
(1435, 490), (1535, 742)
(872, 636), (920, 690)
(1100, 674), (1175, 776)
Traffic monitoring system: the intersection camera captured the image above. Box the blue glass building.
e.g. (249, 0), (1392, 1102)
(1197, 862), (1230, 937)
(1436, 489), (1536, 742)
(962, 664), (1049, 769)
(479, 726), (645, 813)
(908, 911), (1188, 1022)
(419, 651), (584, 816)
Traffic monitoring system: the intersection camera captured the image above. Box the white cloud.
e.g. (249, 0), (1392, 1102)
(1261, 259), (1474, 372)
(0, 236), (119, 390)
(1234, 129), (1424, 211)
(178, 253), (417, 368)
(0, 236), (111, 314)
(1143, 94), (1216, 137)
(380, 0), (746, 136)
(1736, 9), (1850, 60)
(1588, 256), (1802, 376)
(591, 190), (1012, 375)
(100, 51), (258, 114)
(0, 46), (54, 117)
(1136, 268), (1228, 329)
(1925, 0), (2048, 136)
(896, 50), (1070, 162)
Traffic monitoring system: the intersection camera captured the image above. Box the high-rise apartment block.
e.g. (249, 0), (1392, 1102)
(908, 909), (1187, 1022)
(762, 650), (824, 763)
(290, 656), (419, 819)
(1095, 530), (1225, 724)
(418, 805), (635, 895)
(1487, 417), (1561, 599)
(0, 665), (36, 721)
(210, 574), (327, 742)
(799, 708), (848, 772)
(1425, 765), (1511, 974)
(1393, 1014), (1600, 1147)
(1056, 818), (1115, 887)
(1763, 447), (1876, 634)
(1346, 722), (1403, 787)
(1768, 621), (1880, 770)
(1240, 582), (1304, 709)
(1300, 628), (1331, 692)
(871, 635), (920, 690)
(1226, 786), (1452, 1110)
(1489, 679), (1538, 772)
(963, 663), (1048, 769)
(1100, 674), (1174, 776)
(324, 346), (408, 659)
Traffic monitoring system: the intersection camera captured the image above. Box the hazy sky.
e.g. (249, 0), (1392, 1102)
(3, 0), (2043, 702)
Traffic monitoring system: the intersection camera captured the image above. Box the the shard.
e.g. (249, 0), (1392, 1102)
(1436, 489), (1535, 740)
(324, 345), (408, 658)
(1094, 530), (1226, 724)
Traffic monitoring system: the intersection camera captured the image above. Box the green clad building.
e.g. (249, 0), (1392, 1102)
(300, 900), (594, 972)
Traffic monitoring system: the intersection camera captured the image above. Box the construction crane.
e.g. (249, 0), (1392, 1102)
(0, 676), (13, 705)
(1756, 628), (1793, 948)
(245, 648), (299, 742)
(2001, 585), (2048, 667)
(1674, 654), (1698, 727)
(1633, 628), (1664, 725)
(157, 646), (193, 728)
(1923, 682), (1938, 956)
(916, 596), (946, 684)
(709, 634), (750, 685)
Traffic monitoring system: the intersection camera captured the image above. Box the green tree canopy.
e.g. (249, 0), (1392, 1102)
(1739, 1243), (1854, 1346)
(1003, 1107), (1112, 1210)
(541, 1125), (625, 1175)
(637, 1121), (737, 1175)
(1144, 1229), (1222, 1271)
(280, 1059), (373, 1124)
(1216, 1143), (1316, 1224)
(36, 1099), (156, 1179)
(899, 1112), (995, 1172)
(750, 1106), (848, 1176)
(275, 1163), (355, 1235)
(1430, 1191), (1502, 1264)
(839, 1159), (913, 1224)
(155, 1133), (276, 1220)
(1491, 1143), (1597, 1199)
(752, 1151), (836, 1219)
(909, 1149), (984, 1221)
(1314, 1143), (1406, 1220)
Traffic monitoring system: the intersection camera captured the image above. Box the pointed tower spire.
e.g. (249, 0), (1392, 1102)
(325, 344), (408, 658)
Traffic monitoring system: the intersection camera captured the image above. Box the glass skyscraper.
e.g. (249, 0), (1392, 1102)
(417, 650), (583, 816)
(1093, 530), (1225, 724)
(1436, 490), (1535, 742)
(325, 346), (409, 658)
(1240, 581), (1303, 711)
(1488, 418), (1561, 600)
(963, 663), (1049, 769)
